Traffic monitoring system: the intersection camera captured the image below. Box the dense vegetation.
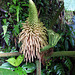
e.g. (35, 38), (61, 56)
(0, 0), (75, 75)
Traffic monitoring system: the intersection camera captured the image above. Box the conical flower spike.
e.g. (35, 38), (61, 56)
(29, 0), (38, 24)
(19, 0), (48, 63)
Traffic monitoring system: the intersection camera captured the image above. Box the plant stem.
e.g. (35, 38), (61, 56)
(0, 51), (75, 57)
(44, 51), (75, 60)
(0, 52), (20, 57)
(16, 6), (19, 22)
(36, 60), (41, 75)
(51, 51), (75, 57)
(41, 45), (53, 52)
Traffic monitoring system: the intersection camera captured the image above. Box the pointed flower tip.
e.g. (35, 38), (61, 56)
(29, 0), (33, 3)
(29, 0), (38, 24)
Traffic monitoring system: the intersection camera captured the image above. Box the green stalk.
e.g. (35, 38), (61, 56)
(36, 60), (41, 75)
(0, 51), (75, 57)
(16, 6), (19, 22)
(51, 51), (75, 57)
(41, 45), (53, 52)
(44, 51), (75, 60)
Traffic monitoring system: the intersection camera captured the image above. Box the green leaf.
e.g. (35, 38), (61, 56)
(48, 30), (61, 47)
(13, 0), (17, 4)
(0, 68), (17, 75)
(64, 58), (72, 71)
(3, 19), (6, 24)
(0, 62), (15, 71)
(22, 63), (36, 73)
(9, 5), (16, 13)
(3, 33), (10, 45)
(54, 64), (65, 75)
(13, 25), (20, 35)
(41, 30), (61, 52)
(65, 40), (69, 51)
(41, 71), (45, 75)
(61, 37), (64, 43)
(64, 0), (75, 11)
(6, 55), (24, 67)
(22, 4), (29, 6)
(69, 37), (74, 47)
(6, 58), (16, 66)
(7, 2), (10, 6)
(2, 26), (8, 35)
(10, 47), (18, 52)
(15, 66), (27, 75)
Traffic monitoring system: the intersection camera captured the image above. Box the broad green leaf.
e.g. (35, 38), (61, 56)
(48, 30), (61, 47)
(17, 55), (24, 63)
(6, 55), (24, 67)
(22, 63), (36, 73)
(6, 58), (16, 66)
(0, 68), (17, 75)
(2, 26), (8, 35)
(0, 62), (15, 71)
(64, 0), (75, 11)
(15, 66), (27, 75)
(41, 30), (61, 51)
